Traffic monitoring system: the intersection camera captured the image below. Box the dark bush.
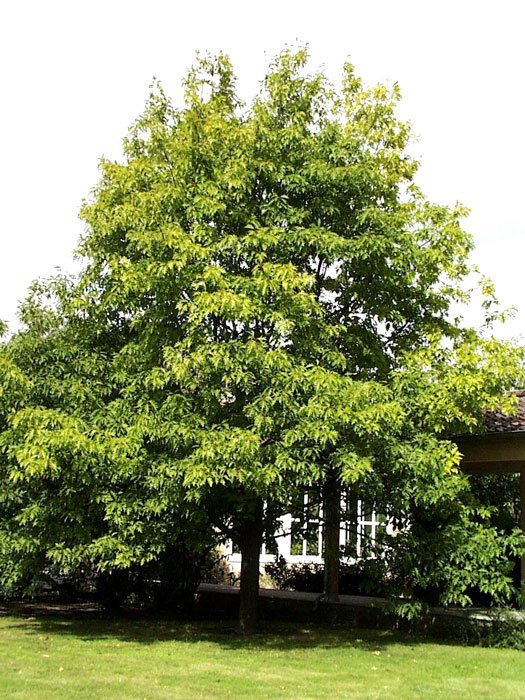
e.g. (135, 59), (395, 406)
(200, 549), (237, 586)
(27, 543), (218, 613)
(265, 556), (387, 596)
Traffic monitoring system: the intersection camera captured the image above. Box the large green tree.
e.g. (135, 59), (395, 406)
(1, 49), (523, 630)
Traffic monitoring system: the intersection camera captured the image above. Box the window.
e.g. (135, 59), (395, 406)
(289, 491), (322, 558)
(227, 493), (387, 566)
(343, 491), (359, 557)
(343, 495), (385, 558)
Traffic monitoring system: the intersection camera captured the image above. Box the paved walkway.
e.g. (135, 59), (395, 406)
(198, 582), (386, 607)
(198, 583), (525, 624)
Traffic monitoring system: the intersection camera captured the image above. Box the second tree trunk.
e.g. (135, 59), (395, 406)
(323, 472), (341, 601)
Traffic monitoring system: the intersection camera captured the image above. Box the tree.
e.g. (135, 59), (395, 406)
(1, 48), (523, 630)
(0, 277), (220, 606)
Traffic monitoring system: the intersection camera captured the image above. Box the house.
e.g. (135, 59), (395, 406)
(454, 389), (525, 585)
(227, 493), (390, 574)
(227, 392), (525, 584)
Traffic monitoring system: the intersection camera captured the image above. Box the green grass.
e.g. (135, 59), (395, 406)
(0, 612), (524, 699)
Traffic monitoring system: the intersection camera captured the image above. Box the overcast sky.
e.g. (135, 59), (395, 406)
(1, 0), (524, 339)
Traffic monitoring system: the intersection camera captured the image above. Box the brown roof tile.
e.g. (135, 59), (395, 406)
(483, 390), (525, 433)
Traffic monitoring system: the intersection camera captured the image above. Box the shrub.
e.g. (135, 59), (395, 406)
(264, 556), (387, 596)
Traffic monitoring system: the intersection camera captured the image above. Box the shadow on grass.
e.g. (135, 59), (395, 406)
(0, 604), (451, 653)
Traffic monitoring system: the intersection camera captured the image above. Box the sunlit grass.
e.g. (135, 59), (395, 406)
(0, 613), (523, 699)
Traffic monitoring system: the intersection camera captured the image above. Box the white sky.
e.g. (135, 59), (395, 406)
(1, 0), (524, 339)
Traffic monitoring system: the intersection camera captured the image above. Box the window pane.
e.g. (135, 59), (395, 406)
(343, 491), (359, 522)
(361, 523), (374, 555)
(361, 503), (374, 521)
(291, 521), (303, 555)
(265, 535), (278, 556)
(306, 490), (320, 519)
(290, 494), (304, 520)
(305, 521), (319, 556)
(345, 524), (358, 557)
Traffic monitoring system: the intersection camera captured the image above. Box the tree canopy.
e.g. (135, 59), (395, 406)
(1, 48), (524, 630)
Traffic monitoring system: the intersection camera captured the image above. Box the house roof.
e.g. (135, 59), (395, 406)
(483, 390), (525, 433)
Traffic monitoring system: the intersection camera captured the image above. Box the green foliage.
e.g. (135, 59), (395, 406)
(377, 509), (524, 609)
(0, 278), (219, 598)
(480, 613), (525, 651)
(0, 47), (523, 610)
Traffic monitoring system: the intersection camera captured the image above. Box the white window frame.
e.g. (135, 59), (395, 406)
(226, 494), (389, 572)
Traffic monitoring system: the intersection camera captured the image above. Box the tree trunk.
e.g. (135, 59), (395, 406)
(238, 498), (264, 634)
(323, 471), (341, 602)
(520, 469), (525, 609)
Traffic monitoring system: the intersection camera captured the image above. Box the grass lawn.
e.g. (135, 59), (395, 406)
(0, 611), (523, 699)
